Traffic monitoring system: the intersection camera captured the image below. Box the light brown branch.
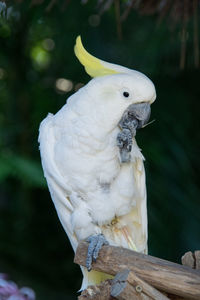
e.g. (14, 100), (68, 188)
(78, 279), (113, 300)
(74, 241), (200, 300)
(182, 250), (200, 270)
(111, 269), (169, 300)
(181, 251), (195, 269)
(194, 250), (200, 269)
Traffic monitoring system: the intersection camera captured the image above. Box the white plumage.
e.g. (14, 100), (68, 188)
(39, 37), (156, 290)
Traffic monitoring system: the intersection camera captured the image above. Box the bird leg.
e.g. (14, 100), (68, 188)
(117, 103), (151, 163)
(86, 234), (109, 271)
(117, 114), (138, 163)
(117, 128), (133, 163)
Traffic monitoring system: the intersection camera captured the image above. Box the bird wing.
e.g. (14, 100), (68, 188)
(38, 113), (78, 251)
(124, 157), (148, 254)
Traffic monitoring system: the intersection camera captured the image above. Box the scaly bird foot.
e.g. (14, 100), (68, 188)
(86, 234), (109, 271)
(118, 113), (138, 137)
(117, 102), (151, 163)
(117, 128), (132, 163)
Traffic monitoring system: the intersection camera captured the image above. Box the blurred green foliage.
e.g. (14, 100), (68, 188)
(0, 1), (200, 299)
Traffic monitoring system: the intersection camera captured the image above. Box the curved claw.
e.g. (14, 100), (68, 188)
(93, 235), (109, 261)
(117, 129), (133, 163)
(117, 129), (132, 149)
(86, 234), (108, 271)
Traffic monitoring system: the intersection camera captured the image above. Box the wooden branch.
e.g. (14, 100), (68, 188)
(110, 269), (170, 300)
(78, 270), (168, 300)
(78, 279), (113, 300)
(111, 277), (141, 300)
(195, 251), (200, 269)
(181, 251), (195, 269)
(181, 250), (200, 270)
(112, 279), (142, 299)
(74, 242), (200, 300)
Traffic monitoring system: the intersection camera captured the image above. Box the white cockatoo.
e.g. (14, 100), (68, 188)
(39, 36), (156, 290)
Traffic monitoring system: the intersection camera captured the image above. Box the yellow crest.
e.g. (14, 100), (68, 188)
(74, 36), (118, 78)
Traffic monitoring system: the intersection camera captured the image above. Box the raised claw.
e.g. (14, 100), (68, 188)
(118, 114), (138, 137)
(117, 103), (151, 163)
(117, 129), (133, 163)
(117, 129), (132, 151)
(86, 234), (108, 271)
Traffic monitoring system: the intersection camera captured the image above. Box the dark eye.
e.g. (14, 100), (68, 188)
(123, 91), (129, 98)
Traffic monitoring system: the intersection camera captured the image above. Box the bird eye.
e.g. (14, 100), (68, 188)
(123, 91), (129, 98)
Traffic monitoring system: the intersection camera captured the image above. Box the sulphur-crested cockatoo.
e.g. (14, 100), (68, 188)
(39, 36), (156, 290)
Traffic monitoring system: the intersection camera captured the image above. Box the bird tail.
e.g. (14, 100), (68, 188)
(80, 267), (113, 291)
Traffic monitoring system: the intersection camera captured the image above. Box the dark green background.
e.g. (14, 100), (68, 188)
(0, 1), (199, 299)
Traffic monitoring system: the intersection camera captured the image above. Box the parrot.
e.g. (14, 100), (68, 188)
(38, 36), (156, 291)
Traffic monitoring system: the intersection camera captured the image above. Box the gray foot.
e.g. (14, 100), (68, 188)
(117, 128), (132, 163)
(86, 234), (108, 271)
(118, 113), (138, 136)
(117, 102), (151, 163)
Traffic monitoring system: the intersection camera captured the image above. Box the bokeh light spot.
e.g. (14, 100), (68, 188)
(42, 38), (55, 51)
(31, 46), (50, 70)
(0, 68), (5, 79)
(88, 14), (100, 27)
(55, 78), (73, 93)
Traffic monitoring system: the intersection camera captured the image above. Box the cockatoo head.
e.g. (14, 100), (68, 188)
(74, 36), (156, 130)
